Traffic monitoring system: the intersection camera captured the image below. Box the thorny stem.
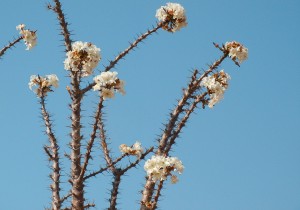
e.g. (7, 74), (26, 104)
(81, 23), (163, 95)
(164, 92), (208, 156)
(140, 52), (229, 210)
(152, 181), (164, 210)
(98, 100), (115, 171)
(147, 93), (208, 210)
(40, 95), (61, 210)
(79, 97), (104, 181)
(122, 147), (154, 174)
(51, 0), (72, 51)
(0, 36), (22, 58)
(109, 169), (123, 210)
(70, 70), (85, 210)
(104, 23), (162, 73)
(83, 154), (128, 181)
(108, 148), (154, 210)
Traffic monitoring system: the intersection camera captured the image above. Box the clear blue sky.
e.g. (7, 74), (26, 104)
(1, 0), (299, 209)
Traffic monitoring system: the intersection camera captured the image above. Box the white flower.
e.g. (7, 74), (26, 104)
(64, 41), (101, 77)
(101, 88), (115, 100)
(144, 155), (184, 183)
(119, 141), (144, 158)
(16, 24), (37, 50)
(46, 74), (59, 88)
(201, 70), (231, 108)
(93, 71), (125, 100)
(28, 74), (59, 97)
(225, 41), (248, 64)
(156, 3), (187, 32)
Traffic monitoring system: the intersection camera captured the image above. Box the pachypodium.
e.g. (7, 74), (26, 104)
(1, 1), (248, 210)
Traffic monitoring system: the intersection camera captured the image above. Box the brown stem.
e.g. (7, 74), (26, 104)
(70, 71), (84, 210)
(40, 95), (61, 210)
(0, 36), (22, 58)
(81, 23), (162, 95)
(164, 92), (208, 156)
(98, 101), (115, 171)
(51, 0), (72, 51)
(152, 181), (164, 210)
(79, 97), (104, 181)
(140, 52), (229, 209)
(108, 170), (123, 210)
(122, 147), (154, 174)
(83, 154), (128, 181)
(104, 23), (162, 73)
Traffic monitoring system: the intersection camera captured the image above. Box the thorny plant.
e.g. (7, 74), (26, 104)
(0, 1), (248, 210)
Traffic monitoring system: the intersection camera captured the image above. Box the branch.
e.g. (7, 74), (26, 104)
(140, 51), (229, 209)
(98, 99), (115, 171)
(79, 97), (104, 180)
(164, 92), (208, 155)
(122, 147), (154, 174)
(83, 154), (128, 181)
(50, 0), (72, 51)
(156, 70), (200, 156)
(40, 95), (62, 210)
(152, 180), (164, 210)
(108, 169), (123, 210)
(104, 23), (162, 73)
(81, 23), (162, 95)
(0, 36), (22, 58)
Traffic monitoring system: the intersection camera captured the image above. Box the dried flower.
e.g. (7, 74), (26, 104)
(16, 24), (37, 50)
(93, 71), (125, 100)
(156, 3), (187, 32)
(225, 41), (248, 64)
(29, 74), (59, 97)
(201, 70), (231, 108)
(144, 155), (184, 183)
(119, 141), (144, 158)
(64, 41), (101, 77)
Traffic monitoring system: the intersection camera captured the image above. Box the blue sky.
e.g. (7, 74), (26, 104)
(0, 0), (300, 210)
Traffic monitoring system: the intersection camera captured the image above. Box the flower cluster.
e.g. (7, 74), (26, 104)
(144, 155), (184, 183)
(119, 141), (144, 158)
(225, 41), (248, 64)
(64, 41), (101, 77)
(16, 24), (37, 50)
(156, 3), (187, 32)
(93, 71), (125, 100)
(28, 74), (59, 97)
(201, 70), (231, 108)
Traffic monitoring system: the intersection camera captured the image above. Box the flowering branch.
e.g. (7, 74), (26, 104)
(0, 36), (22, 58)
(81, 23), (162, 95)
(140, 51), (229, 209)
(40, 95), (62, 210)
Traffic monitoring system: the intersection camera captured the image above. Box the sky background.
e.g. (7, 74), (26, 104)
(0, 0), (300, 209)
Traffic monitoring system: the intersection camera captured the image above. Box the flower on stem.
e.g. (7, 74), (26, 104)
(144, 155), (184, 183)
(119, 141), (144, 158)
(29, 74), (59, 97)
(201, 70), (231, 108)
(16, 24), (37, 50)
(64, 41), (101, 77)
(156, 3), (187, 32)
(93, 71), (125, 100)
(225, 41), (248, 64)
